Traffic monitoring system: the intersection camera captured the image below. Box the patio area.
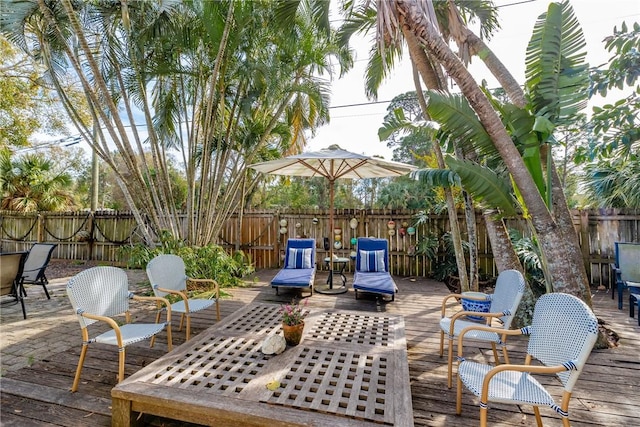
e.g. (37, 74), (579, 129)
(1, 267), (639, 426)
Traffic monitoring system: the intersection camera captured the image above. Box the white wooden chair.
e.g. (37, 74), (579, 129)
(66, 266), (172, 392)
(146, 254), (220, 341)
(456, 293), (598, 427)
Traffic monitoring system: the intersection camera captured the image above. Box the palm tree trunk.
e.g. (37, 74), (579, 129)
(396, 0), (588, 300)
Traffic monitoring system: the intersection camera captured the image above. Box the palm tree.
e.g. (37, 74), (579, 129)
(1, 0), (351, 246)
(380, 0), (593, 307)
(0, 152), (75, 211)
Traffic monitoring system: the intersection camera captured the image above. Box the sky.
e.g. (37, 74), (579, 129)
(306, 0), (640, 160)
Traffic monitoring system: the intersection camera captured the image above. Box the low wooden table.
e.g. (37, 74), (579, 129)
(112, 302), (413, 426)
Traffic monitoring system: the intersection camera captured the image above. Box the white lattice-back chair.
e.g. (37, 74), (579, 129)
(146, 254), (220, 341)
(67, 266), (172, 392)
(456, 293), (598, 427)
(440, 269), (526, 388)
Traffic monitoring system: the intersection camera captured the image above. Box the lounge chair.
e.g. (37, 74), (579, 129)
(353, 237), (396, 301)
(146, 254), (220, 341)
(456, 293), (598, 427)
(439, 269), (525, 388)
(22, 243), (57, 299)
(66, 266), (172, 392)
(271, 238), (316, 296)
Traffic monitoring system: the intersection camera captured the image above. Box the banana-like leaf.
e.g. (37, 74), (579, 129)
(410, 168), (460, 188)
(445, 156), (518, 216)
(525, 1), (589, 124)
(426, 91), (496, 159)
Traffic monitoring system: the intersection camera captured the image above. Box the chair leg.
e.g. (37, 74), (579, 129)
(117, 347), (126, 383)
(533, 406), (543, 427)
(71, 344), (89, 392)
(480, 405), (488, 427)
(501, 345), (510, 364)
(150, 309), (163, 348)
(439, 330), (445, 357)
(456, 374), (463, 415)
(179, 313), (185, 332)
(185, 315), (191, 341)
(41, 278), (51, 300)
(618, 283), (624, 309)
(490, 342), (499, 365)
(630, 294), (635, 318)
(447, 336), (454, 388)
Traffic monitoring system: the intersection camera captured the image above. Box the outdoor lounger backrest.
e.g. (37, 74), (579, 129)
(355, 238), (389, 273)
(615, 242), (640, 283)
(283, 238), (316, 269)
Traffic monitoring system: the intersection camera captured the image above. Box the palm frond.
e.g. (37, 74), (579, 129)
(445, 156), (517, 216)
(525, 0), (589, 123)
(410, 168), (460, 188)
(426, 91), (494, 157)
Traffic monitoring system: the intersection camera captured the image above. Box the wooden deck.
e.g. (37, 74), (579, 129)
(1, 269), (639, 426)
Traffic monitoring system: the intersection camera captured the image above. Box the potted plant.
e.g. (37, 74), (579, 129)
(280, 298), (308, 346)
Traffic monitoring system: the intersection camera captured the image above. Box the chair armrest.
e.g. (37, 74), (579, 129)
(457, 324), (524, 357)
(79, 312), (125, 346)
(441, 292), (488, 318)
(479, 363), (571, 402)
(448, 310), (504, 333)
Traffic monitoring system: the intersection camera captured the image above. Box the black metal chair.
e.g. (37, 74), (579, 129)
(22, 243), (57, 299)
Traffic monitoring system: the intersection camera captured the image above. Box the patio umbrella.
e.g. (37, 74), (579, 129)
(250, 144), (416, 294)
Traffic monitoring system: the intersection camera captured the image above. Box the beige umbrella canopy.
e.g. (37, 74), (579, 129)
(250, 144), (416, 294)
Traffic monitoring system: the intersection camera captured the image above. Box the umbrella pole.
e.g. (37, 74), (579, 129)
(316, 178), (347, 294)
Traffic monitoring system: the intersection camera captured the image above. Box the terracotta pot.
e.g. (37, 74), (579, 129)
(282, 322), (305, 346)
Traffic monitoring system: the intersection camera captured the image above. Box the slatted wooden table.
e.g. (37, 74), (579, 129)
(111, 302), (413, 426)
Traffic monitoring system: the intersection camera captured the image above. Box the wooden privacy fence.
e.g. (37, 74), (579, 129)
(1, 208), (639, 287)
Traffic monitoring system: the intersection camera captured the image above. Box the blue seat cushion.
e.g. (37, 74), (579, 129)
(353, 271), (396, 295)
(271, 267), (315, 288)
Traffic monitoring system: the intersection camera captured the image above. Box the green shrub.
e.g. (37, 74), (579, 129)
(118, 232), (254, 288)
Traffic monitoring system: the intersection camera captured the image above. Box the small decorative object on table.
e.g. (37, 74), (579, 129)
(280, 298), (308, 346)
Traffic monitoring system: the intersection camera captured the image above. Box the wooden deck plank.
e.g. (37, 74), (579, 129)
(1, 270), (639, 426)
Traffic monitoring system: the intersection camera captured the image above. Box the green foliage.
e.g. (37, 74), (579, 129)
(413, 211), (468, 282)
(525, 1), (589, 124)
(0, 36), (69, 152)
(508, 229), (546, 296)
(118, 232), (254, 288)
(0, 152), (76, 212)
(445, 156), (517, 216)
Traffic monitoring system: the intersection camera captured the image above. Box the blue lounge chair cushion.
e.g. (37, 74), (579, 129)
(357, 249), (386, 272)
(286, 248), (313, 269)
(271, 267), (315, 288)
(353, 271), (396, 295)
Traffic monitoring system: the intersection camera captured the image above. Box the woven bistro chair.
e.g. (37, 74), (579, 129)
(146, 254), (220, 342)
(66, 266), (172, 392)
(456, 293), (598, 427)
(440, 269), (525, 388)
